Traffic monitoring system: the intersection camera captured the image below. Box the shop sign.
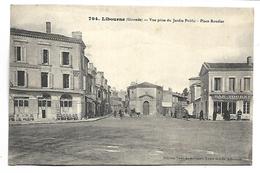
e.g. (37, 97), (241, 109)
(212, 94), (251, 100)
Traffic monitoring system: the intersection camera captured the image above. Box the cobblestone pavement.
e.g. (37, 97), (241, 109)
(8, 116), (252, 165)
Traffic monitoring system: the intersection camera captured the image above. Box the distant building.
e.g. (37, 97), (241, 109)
(199, 57), (253, 120)
(127, 82), (163, 115)
(162, 89), (173, 116)
(188, 77), (201, 118)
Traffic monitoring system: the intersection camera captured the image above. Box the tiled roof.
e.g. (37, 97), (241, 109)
(10, 28), (86, 47)
(128, 82), (162, 89)
(204, 62), (253, 71)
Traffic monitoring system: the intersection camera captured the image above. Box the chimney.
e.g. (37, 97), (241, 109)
(72, 31), (82, 40)
(247, 56), (253, 66)
(46, 22), (51, 34)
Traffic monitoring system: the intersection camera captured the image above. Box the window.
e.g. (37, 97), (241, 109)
(38, 94), (51, 107)
(60, 94), (72, 107)
(63, 74), (70, 88)
(42, 49), (49, 64)
(243, 101), (250, 114)
(214, 78), (221, 91)
(229, 102), (236, 114)
(41, 72), (48, 88)
(62, 52), (70, 65)
(229, 78), (235, 91)
(244, 78), (250, 91)
(14, 98), (29, 107)
(17, 71), (25, 86)
(16, 46), (22, 61)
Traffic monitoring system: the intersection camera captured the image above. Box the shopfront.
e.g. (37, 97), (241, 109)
(210, 94), (252, 120)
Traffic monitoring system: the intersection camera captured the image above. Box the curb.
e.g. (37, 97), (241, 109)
(9, 114), (112, 126)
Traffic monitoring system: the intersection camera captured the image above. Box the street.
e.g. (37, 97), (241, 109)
(9, 116), (252, 165)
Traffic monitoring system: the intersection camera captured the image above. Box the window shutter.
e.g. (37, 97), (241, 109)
(241, 79), (244, 91)
(83, 76), (86, 90)
(70, 75), (74, 89)
(70, 54), (73, 67)
(14, 46), (17, 62)
(48, 73), (53, 88)
(25, 71), (28, 87)
(13, 71), (17, 86)
(39, 48), (43, 64)
(22, 46), (27, 62)
(210, 78), (213, 91)
(60, 52), (62, 65)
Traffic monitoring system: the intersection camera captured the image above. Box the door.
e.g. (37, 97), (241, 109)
(42, 109), (46, 118)
(143, 101), (149, 115)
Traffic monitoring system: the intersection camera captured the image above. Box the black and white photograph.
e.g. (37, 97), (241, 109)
(1, 2), (259, 168)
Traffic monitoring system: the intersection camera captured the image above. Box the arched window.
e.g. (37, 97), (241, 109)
(38, 93), (51, 107)
(60, 94), (72, 107)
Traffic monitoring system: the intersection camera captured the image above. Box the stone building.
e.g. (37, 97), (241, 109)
(127, 82), (163, 115)
(188, 77), (202, 118)
(9, 22), (89, 120)
(199, 57), (253, 120)
(85, 62), (97, 118)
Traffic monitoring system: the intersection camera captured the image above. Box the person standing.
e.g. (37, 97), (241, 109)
(119, 109), (123, 119)
(237, 109), (242, 120)
(113, 110), (117, 118)
(199, 110), (204, 120)
(213, 110), (217, 121)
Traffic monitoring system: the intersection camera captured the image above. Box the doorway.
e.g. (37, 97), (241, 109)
(143, 101), (149, 115)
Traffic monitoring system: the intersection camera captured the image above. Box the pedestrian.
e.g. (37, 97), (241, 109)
(226, 109), (231, 121)
(237, 109), (242, 121)
(119, 109), (123, 119)
(113, 110), (117, 118)
(171, 111), (173, 118)
(213, 110), (217, 121)
(199, 110), (204, 120)
(185, 109), (189, 121)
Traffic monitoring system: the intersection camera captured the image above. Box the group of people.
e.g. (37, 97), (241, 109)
(113, 109), (124, 119)
(212, 109), (243, 121)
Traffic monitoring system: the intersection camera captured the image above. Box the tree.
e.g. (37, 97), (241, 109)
(182, 88), (189, 96)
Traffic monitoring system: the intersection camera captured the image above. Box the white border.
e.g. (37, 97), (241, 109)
(1, 0), (260, 173)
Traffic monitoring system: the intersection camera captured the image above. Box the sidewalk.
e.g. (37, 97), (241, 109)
(9, 114), (112, 126)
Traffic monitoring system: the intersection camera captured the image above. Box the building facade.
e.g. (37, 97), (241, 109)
(199, 57), (253, 120)
(9, 23), (112, 121)
(188, 77), (202, 118)
(127, 82), (163, 115)
(9, 22), (89, 120)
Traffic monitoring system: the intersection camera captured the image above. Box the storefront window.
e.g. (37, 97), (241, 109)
(60, 94), (72, 107)
(243, 101), (250, 114)
(213, 101), (236, 114)
(14, 97), (29, 107)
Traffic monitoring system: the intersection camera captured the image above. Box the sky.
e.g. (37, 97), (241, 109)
(10, 5), (254, 92)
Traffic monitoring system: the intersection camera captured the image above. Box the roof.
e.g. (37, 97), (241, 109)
(189, 76), (200, 80)
(205, 62), (253, 70)
(10, 28), (86, 47)
(199, 61), (253, 76)
(127, 82), (162, 90)
(172, 92), (187, 98)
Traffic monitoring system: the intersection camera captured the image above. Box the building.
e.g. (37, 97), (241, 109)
(188, 77), (202, 118)
(127, 82), (163, 115)
(110, 88), (124, 113)
(9, 22), (89, 120)
(85, 62), (97, 118)
(162, 89), (174, 116)
(199, 57), (253, 120)
(172, 92), (188, 118)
